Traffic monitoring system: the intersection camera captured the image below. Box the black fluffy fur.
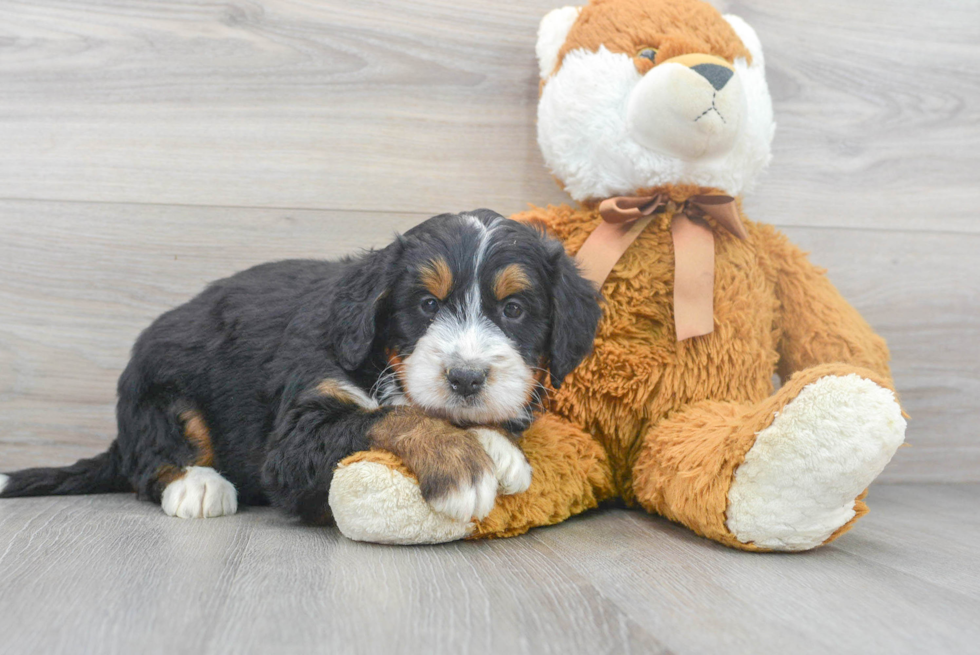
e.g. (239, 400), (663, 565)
(0, 210), (602, 522)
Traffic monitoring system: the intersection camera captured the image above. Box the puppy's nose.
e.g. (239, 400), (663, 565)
(691, 63), (733, 91)
(447, 368), (488, 398)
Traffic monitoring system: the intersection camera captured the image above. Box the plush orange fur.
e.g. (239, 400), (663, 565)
(554, 0), (751, 78)
(471, 196), (893, 549)
(341, 449), (418, 482)
(631, 362), (892, 550)
(471, 413), (615, 539)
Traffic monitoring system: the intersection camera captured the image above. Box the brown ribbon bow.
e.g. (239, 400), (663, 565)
(574, 193), (746, 341)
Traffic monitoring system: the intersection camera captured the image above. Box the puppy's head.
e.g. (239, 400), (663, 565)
(332, 209), (601, 429)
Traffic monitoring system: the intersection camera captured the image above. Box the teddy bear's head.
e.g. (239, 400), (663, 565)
(536, 0), (774, 202)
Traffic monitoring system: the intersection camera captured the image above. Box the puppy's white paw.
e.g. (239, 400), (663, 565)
(471, 428), (532, 495)
(161, 466), (238, 519)
(427, 469), (498, 522)
(0, 473), (9, 495)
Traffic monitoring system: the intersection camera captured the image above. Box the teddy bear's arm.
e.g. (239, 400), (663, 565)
(328, 412), (615, 544)
(762, 226), (894, 388)
(469, 412), (615, 539)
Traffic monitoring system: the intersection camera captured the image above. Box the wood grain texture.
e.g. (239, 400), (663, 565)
(534, 484), (980, 655)
(733, 0), (980, 233)
(0, 0), (977, 231)
(0, 484), (977, 655)
(0, 0), (567, 216)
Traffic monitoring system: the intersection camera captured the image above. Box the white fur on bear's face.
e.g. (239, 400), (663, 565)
(536, 13), (774, 201)
(626, 61), (746, 161)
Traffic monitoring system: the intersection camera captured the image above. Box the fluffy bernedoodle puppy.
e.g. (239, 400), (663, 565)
(0, 210), (602, 524)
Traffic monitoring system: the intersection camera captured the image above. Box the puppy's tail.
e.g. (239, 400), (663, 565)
(0, 442), (130, 497)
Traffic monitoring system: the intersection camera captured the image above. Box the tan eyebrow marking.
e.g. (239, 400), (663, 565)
(419, 257), (453, 300)
(493, 264), (531, 300)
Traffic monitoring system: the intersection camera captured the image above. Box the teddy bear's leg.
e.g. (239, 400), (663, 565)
(632, 364), (906, 552)
(329, 413), (614, 544)
(469, 413), (615, 539)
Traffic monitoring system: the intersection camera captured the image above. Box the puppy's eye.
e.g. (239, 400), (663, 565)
(420, 297), (439, 315)
(637, 47), (658, 63)
(503, 301), (523, 320)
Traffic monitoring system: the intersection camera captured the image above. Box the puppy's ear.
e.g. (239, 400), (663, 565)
(331, 239), (404, 371)
(545, 237), (602, 389)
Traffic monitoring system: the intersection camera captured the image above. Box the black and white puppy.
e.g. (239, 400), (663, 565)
(0, 210), (601, 524)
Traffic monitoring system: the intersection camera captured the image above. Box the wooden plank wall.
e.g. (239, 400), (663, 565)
(0, 0), (977, 480)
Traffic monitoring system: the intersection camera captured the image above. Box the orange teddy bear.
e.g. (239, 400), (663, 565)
(327, 0), (907, 552)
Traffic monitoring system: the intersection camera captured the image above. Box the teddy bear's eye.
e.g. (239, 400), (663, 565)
(637, 47), (658, 63)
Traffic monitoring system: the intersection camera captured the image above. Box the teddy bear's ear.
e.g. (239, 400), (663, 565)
(536, 6), (582, 80)
(723, 14), (765, 68)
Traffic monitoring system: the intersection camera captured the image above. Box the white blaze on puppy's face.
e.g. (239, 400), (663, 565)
(535, 7), (774, 201)
(399, 215), (536, 426)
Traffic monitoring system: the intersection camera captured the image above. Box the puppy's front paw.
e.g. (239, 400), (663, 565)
(470, 428), (532, 495)
(414, 431), (498, 522)
(369, 408), (499, 522)
(425, 467), (498, 523)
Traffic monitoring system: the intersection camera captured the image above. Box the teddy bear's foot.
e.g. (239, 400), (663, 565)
(329, 451), (474, 545)
(725, 374), (906, 551)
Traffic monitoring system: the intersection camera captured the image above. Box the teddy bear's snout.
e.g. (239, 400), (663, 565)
(625, 56), (745, 161)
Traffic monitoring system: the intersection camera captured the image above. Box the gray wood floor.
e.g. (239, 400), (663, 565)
(0, 483), (977, 655)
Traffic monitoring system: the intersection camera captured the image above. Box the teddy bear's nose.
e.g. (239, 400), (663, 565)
(691, 63), (733, 91)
